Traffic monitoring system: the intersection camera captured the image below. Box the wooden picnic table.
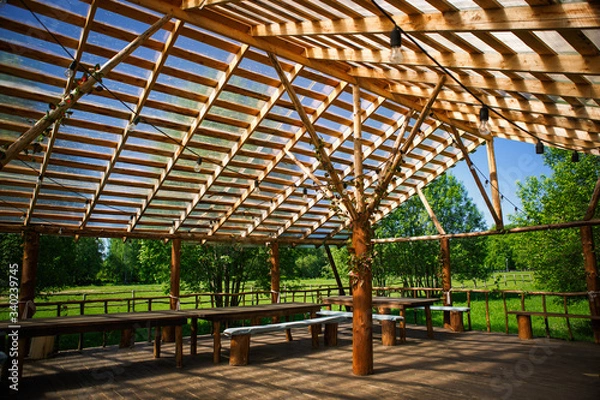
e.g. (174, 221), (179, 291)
(0, 310), (189, 376)
(184, 302), (322, 363)
(323, 295), (439, 339)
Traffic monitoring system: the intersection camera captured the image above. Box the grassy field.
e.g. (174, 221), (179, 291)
(1, 272), (595, 350)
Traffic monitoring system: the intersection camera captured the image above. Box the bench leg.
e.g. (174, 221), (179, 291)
(191, 317), (197, 356)
(381, 320), (396, 346)
(120, 328), (134, 348)
(229, 334), (251, 366)
(324, 323), (338, 346)
(310, 324), (319, 348)
(449, 311), (465, 332)
(517, 315), (533, 340)
(213, 321), (221, 364)
(175, 325), (183, 368)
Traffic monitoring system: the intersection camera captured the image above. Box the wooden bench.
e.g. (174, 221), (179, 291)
(317, 310), (405, 345)
(223, 315), (347, 365)
(413, 306), (471, 332)
(506, 311), (600, 340)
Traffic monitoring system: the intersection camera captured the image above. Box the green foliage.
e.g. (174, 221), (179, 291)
(100, 239), (142, 284)
(373, 173), (489, 287)
(511, 149), (600, 292)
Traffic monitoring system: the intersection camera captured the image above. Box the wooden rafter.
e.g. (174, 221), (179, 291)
(584, 177), (600, 221)
(131, 40), (249, 232)
(369, 74), (446, 215)
(25, 0), (100, 226)
(252, 3), (599, 37)
(417, 187), (446, 235)
(451, 127), (503, 229)
(0, 13), (173, 170)
(268, 52), (358, 221)
(83, 19), (184, 229)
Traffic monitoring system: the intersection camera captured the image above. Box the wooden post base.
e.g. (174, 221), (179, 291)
(443, 311), (465, 332)
(381, 320), (396, 346)
(517, 314), (533, 339)
(229, 334), (251, 366)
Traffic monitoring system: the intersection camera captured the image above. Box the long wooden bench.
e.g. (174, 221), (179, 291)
(316, 310), (405, 345)
(223, 315), (347, 365)
(414, 305), (471, 332)
(506, 311), (600, 340)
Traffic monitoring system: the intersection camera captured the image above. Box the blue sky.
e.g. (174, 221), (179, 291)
(450, 138), (552, 228)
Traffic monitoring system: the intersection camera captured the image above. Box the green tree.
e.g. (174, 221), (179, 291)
(373, 173), (488, 287)
(101, 239), (142, 284)
(511, 149), (600, 292)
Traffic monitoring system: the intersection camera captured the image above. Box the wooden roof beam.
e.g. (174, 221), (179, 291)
(417, 187), (446, 235)
(175, 62), (303, 237)
(306, 48), (599, 76)
(83, 18), (184, 229)
(584, 178), (600, 221)
(252, 2), (599, 37)
(0, 13), (172, 170)
(369, 74), (446, 215)
(268, 52), (358, 221)
(25, 0), (100, 226)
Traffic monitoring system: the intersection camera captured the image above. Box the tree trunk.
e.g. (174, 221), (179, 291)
(351, 215), (373, 376)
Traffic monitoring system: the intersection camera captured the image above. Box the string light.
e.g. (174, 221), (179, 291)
(194, 156), (203, 173)
(303, 187), (308, 199)
(535, 139), (544, 155)
(390, 26), (402, 63)
(479, 106), (490, 135)
(127, 116), (140, 131)
(571, 151), (580, 163)
(64, 60), (77, 78)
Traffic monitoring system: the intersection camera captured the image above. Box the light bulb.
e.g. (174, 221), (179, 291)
(479, 106), (490, 135)
(194, 157), (203, 172)
(64, 60), (77, 78)
(479, 120), (490, 135)
(390, 27), (402, 64)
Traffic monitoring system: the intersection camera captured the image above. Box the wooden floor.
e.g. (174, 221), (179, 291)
(7, 324), (600, 399)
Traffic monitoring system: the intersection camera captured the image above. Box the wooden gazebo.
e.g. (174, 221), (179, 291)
(1, 0), (599, 375)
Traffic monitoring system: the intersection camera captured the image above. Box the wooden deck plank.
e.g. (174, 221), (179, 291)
(10, 325), (600, 399)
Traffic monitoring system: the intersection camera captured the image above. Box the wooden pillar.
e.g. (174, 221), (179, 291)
(351, 216), (373, 376)
(486, 138), (503, 229)
(440, 237), (452, 329)
(162, 238), (181, 342)
(581, 226), (600, 343)
(269, 241), (280, 304)
(19, 231), (40, 320)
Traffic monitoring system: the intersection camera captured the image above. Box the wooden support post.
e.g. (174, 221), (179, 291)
(19, 231), (39, 320)
(163, 238), (181, 342)
(175, 325), (183, 368)
(270, 242), (280, 304)
(351, 216), (373, 376)
(213, 321), (221, 364)
(581, 225), (600, 343)
(517, 315), (533, 340)
(190, 317), (198, 355)
(440, 237), (452, 329)
(486, 137), (504, 229)
(325, 245), (345, 296)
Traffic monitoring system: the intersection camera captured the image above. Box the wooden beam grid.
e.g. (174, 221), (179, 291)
(0, 0), (598, 242)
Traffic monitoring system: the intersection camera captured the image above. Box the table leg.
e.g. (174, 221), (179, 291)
(175, 325), (183, 368)
(213, 321), (221, 364)
(425, 305), (434, 339)
(190, 317), (197, 356)
(154, 326), (161, 358)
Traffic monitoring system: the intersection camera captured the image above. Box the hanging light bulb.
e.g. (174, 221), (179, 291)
(535, 139), (544, 154)
(571, 150), (580, 163)
(64, 60), (77, 78)
(255, 179), (261, 192)
(194, 156), (203, 172)
(479, 106), (490, 135)
(390, 26), (402, 64)
(127, 116), (140, 131)
(302, 187), (308, 199)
